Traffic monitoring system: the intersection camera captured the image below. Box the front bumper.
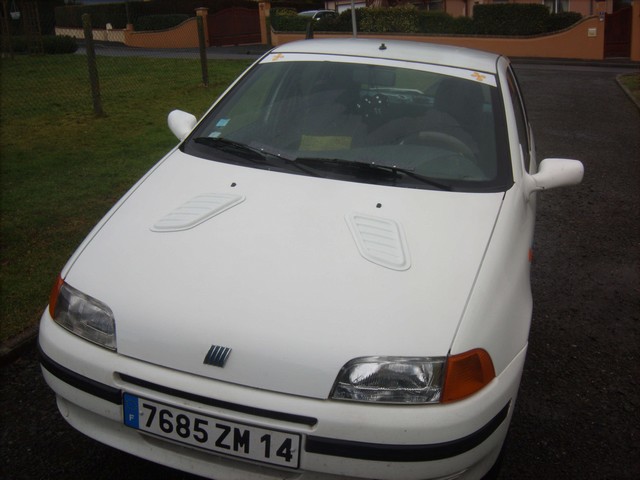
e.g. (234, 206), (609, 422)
(39, 313), (526, 480)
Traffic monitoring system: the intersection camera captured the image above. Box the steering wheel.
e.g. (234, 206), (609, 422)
(400, 131), (476, 159)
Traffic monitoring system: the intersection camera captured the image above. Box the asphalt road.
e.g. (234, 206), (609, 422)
(1, 62), (639, 480)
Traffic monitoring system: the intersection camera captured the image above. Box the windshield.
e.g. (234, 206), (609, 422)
(184, 54), (512, 192)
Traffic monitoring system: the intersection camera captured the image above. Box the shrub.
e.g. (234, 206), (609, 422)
(473, 4), (550, 36)
(43, 35), (78, 54)
(418, 11), (456, 34)
(270, 8), (308, 32)
(451, 16), (476, 35)
(271, 3), (583, 36)
(330, 9), (361, 32)
(134, 14), (192, 32)
(547, 11), (583, 32)
(8, 36), (27, 53)
(359, 6), (421, 33)
(314, 14), (340, 31)
(9, 35), (78, 55)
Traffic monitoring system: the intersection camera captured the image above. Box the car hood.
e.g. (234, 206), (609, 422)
(64, 151), (504, 399)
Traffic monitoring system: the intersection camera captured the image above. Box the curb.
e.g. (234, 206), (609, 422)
(616, 74), (640, 111)
(0, 322), (39, 367)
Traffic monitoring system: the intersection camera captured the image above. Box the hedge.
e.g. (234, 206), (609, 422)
(472, 4), (550, 35)
(546, 11), (584, 32)
(10, 35), (78, 55)
(52, 2), (584, 35)
(272, 4), (583, 36)
(358, 6), (422, 34)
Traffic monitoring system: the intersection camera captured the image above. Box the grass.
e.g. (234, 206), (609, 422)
(618, 73), (640, 105)
(0, 54), (252, 343)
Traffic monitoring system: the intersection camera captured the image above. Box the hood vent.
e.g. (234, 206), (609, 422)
(346, 213), (411, 271)
(151, 193), (245, 232)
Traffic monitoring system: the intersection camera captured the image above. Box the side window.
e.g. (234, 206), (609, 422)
(506, 67), (531, 172)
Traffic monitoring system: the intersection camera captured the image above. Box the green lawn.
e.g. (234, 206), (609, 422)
(618, 73), (640, 105)
(0, 54), (252, 342)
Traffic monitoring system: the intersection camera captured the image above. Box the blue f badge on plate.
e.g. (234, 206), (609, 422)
(123, 393), (140, 428)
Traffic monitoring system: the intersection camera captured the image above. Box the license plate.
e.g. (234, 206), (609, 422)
(123, 393), (301, 468)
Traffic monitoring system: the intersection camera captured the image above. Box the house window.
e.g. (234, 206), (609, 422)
(425, 0), (444, 11)
(544, 0), (570, 13)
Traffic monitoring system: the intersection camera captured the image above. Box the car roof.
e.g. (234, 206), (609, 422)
(271, 38), (503, 74)
(299, 9), (334, 14)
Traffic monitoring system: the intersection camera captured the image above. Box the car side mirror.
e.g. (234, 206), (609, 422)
(168, 110), (197, 141)
(525, 158), (584, 197)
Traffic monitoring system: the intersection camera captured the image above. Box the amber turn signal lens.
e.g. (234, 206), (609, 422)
(441, 348), (495, 403)
(48, 275), (64, 319)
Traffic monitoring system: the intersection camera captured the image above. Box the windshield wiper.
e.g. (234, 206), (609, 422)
(293, 157), (452, 191)
(193, 136), (267, 164)
(193, 137), (320, 177)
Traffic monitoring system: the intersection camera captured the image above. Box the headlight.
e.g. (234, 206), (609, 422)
(331, 356), (446, 404)
(49, 276), (116, 350)
(331, 349), (496, 404)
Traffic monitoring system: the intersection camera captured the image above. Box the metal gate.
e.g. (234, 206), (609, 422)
(208, 7), (261, 47)
(604, 7), (632, 58)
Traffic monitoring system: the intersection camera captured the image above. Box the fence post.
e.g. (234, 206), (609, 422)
(82, 13), (105, 117)
(305, 20), (314, 40)
(265, 14), (272, 47)
(197, 15), (209, 87)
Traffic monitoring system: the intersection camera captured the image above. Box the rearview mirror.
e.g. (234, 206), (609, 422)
(526, 158), (584, 196)
(168, 110), (197, 141)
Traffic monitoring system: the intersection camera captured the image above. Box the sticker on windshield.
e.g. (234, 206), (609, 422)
(216, 118), (230, 127)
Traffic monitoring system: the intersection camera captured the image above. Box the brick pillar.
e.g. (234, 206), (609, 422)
(631, 0), (640, 61)
(259, 1), (271, 46)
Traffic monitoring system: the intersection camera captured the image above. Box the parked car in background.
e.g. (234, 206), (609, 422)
(298, 9), (337, 20)
(39, 39), (583, 480)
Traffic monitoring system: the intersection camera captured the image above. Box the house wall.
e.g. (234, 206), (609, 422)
(123, 14), (202, 49)
(55, 26), (125, 43)
(55, 9), (207, 49)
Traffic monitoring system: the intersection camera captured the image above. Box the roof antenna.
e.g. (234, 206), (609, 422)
(350, 0), (357, 38)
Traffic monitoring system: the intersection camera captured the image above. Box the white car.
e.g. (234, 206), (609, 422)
(298, 9), (337, 21)
(39, 39), (583, 480)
